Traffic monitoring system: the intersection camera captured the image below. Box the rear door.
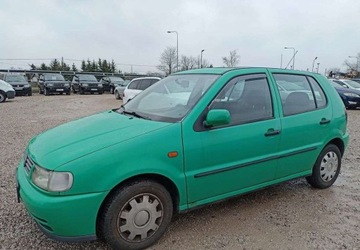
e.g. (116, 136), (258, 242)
(269, 71), (332, 179)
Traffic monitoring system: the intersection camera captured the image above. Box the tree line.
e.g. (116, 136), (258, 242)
(29, 58), (119, 73)
(157, 47), (240, 76)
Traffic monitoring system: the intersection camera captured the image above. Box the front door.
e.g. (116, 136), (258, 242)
(183, 71), (281, 207)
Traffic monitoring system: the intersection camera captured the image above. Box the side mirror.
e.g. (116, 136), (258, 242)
(204, 109), (231, 127)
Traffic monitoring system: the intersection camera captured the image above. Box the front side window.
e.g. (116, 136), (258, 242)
(209, 74), (273, 125)
(120, 74), (219, 122)
(273, 74), (327, 116)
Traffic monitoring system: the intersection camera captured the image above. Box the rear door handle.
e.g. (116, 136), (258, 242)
(320, 118), (331, 125)
(265, 129), (281, 137)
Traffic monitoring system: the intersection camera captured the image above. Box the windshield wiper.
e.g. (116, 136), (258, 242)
(122, 110), (151, 120)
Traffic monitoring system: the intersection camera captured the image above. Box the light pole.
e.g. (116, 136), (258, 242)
(312, 57), (318, 72)
(200, 49), (205, 68)
(284, 46), (296, 69)
(316, 62), (320, 73)
(349, 55), (360, 76)
(167, 30), (178, 72)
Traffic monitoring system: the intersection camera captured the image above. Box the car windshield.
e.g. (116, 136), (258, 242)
(79, 75), (98, 81)
(44, 74), (65, 81)
(118, 74), (219, 122)
(330, 80), (345, 88)
(109, 76), (124, 83)
(344, 80), (360, 88)
(5, 75), (27, 82)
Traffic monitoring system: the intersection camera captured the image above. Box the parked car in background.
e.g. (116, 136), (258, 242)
(2, 74), (32, 96)
(38, 73), (71, 96)
(123, 77), (161, 104)
(71, 74), (103, 94)
(0, 79), (15, 103)
(329, 79), (360, 109)
(17, 68), (348, 250)
(114, 80), (130, 100)
(352, 78), (360, 84)
(331, 79), (360, 90)
(99, 76), (125, 94)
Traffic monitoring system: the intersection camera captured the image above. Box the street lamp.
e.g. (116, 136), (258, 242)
(316, 62), (320, 73)
(200, 49), (205, 68)
(349, 55), (360, 76)
(312, 57), (318, 72)
(167, 30), (178, 72)
(284, 46), (296, 69)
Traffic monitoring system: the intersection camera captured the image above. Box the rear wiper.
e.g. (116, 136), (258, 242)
(122, 110), (150, 120)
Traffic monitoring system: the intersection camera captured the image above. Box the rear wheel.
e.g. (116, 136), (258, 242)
(98, 180), (173, 250)
(110, 86), (114, 94)
(0, 91), (6, 103)
(306, 144), (341, 189)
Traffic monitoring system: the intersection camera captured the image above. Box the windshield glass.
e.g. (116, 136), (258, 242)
(5, 75), (27, 82)
(109, 76), (124, 83)
(119, 74), (219, 122)
(330, 80), (345, 88)
(44, 74), (65, 81)
(78, 75), (98, 81)
(344, 80), (360, 88)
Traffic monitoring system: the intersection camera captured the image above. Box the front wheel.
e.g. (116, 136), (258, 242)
(0, 91), (6, 103)
(98, 180), (173, 250)
(115, 90), (120, 100)
(44, 88), (49, 96)
(110, 86), (114, 94)
(306, 144), (341, 189)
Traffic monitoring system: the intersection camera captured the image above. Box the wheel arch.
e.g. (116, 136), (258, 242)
(96, 173), (180, 236)
(326, 138), (345, 156)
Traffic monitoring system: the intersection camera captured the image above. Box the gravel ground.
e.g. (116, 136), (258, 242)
(1, 94), (360, 250)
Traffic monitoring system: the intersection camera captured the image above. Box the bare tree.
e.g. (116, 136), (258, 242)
(344, 52), (360, 77)
(180, 55), (197, 70)
(222, 50), (240, 67)
(157, 46), (177, 75)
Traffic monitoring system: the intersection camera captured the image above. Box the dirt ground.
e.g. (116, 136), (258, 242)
(1, 94), (359, 250)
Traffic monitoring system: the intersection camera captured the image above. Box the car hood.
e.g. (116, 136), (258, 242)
(45, 81), (68, 84)
(80, 81), (99, 84)
(336, 87), (360, 94)
(28, 110), (171, 170)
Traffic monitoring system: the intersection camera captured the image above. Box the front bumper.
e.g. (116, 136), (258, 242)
(80, 86), (103, 93)
(16, 161), (107, 241)
(14, 87), (31, 95)
(6, 90), (15, 99)
(46, 87), (71, 93)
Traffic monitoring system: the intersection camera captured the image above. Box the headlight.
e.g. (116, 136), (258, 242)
(32, 165), (73, 192)
(24, 84), (30, 87)
(47, 83), (54, 87)
(98, 84), (103, 87)
(343, 92), (360, 97)
(82, 83), (88, 87)
(64, 83), (69, 87)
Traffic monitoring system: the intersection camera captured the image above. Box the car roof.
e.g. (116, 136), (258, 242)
(174, 67), (318, 75)
(130, 77), (161, 81)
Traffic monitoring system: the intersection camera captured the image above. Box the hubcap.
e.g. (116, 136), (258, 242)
(0, 94), (4, 102)
(117, 193), (163, 242)
(320, 151), (338, 182)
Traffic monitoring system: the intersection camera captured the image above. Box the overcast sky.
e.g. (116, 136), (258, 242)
(0, 0), (359, 74)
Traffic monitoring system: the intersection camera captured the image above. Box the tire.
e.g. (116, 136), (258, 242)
(0, 91), (6, 103)
(66, 91), (70, 95)
(98, 91), (103, 95)
(28, 90), (32, 96)
(110, 87), (114, 94)
(44, 88), (49, 96)
(79, 87), (84, 95)
(98, 180), (173, 250)
(115, 90), (120, 100)
(39, 88), (43, 94)
(306, 144), (341, 189)
(72, 86), (77, 94)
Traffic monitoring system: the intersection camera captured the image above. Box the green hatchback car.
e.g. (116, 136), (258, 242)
(16, 68), (348, 250)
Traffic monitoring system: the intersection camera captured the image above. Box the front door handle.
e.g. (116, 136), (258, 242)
(265, 129), (281, 137)
(320, 118), (331, 125)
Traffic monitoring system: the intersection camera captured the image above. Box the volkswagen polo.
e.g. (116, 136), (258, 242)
(16, 68), (348, 250)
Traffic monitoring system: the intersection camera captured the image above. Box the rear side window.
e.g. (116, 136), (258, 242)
(138, 79), (152, 90)
(128, 80), (140, 90)
(273, 74), (327, 116)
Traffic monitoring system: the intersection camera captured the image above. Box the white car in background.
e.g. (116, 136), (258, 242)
(123, 77), (161, 104)
(0, 79), (15, 103)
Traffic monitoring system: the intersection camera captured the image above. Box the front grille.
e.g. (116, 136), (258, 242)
(24, 155), (35, 175)
(53, 82), (65, 87)
(89, 83), (98, 87)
